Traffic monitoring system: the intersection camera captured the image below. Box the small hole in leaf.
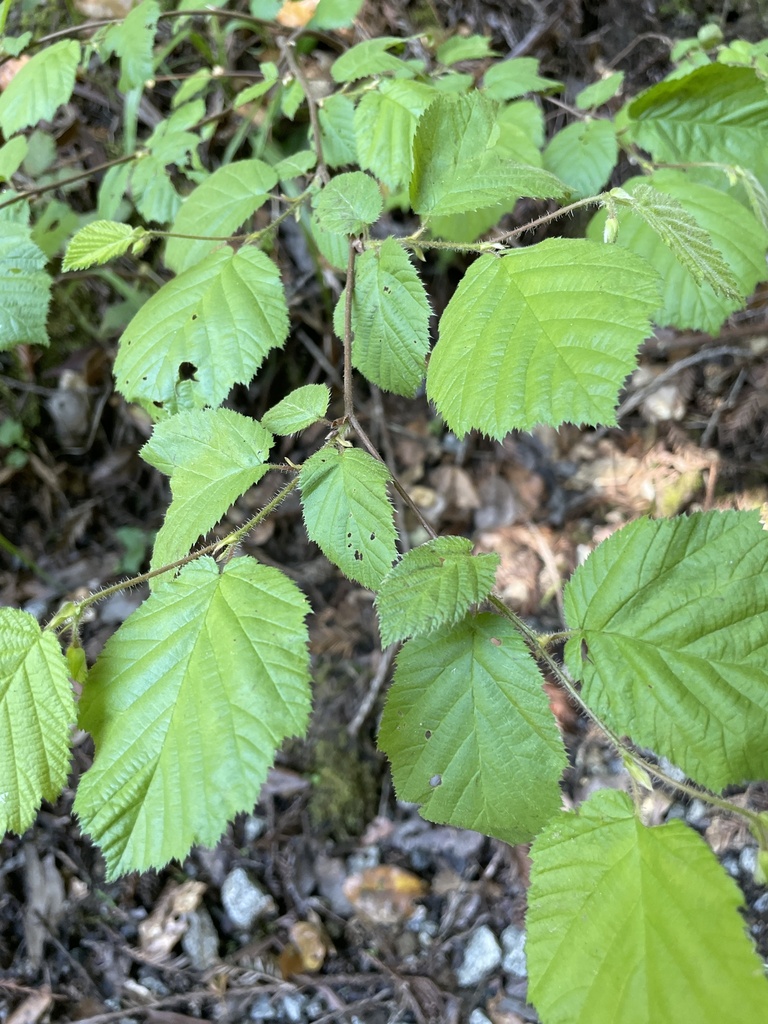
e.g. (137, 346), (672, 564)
(178, 361), (198, 381)
(429, 774), (442, 788)
(354, 550), (363, 561)
(370, 532), (375, 540)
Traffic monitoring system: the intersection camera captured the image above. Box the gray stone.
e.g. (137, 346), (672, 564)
(469, 1011), (492, 1024)
(740, 845), (758, 877)
(456, 925), (502, 987)
(501, 924), (527, 976)
(221, 868), (275, 930)
(279, 993), (307, 1023)
(249, 994), (276, 1020)
(182, 905), (219, 970)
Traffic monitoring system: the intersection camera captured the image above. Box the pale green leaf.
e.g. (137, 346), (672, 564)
(427, 239), (659, 438)
(97, 162), (132, 220)
(410, 93), (567, 216)
(431, 72), (474, 93)
(74, 556), (311, 877)
(32, 200), (79, 260)
(309, 0), (365, 29)
(103, 0), (160, 92)
(543, 119), (617, 199)
(172, 68), (211, 109)
(563, 510), (768, 790)
(735, 166), (768, 230)
(0, 40), (80, 137)
(0, 223), (51, 350)
(588, 170), (768, 333)
(575, 71), (624, 109)
(63, 221), (147, 272)
(436, 35), (495, 65)
(141, 409), (274, 571)
(333, 237), (431, 396)
(331, 37), (409, 83)
(115, 246), (289, 414)
(610, 182), (742, 300)
(354, 79), (436, 191)
(483, 57), (562, 100)
(261, 384), (330, 434)
(316, 93), (357, 168)
(528, 789), (768, 1024)
(501, 99), (545, 147)
(233, 62), (278, 107)
(0, 608), (75, 834)
(280, 78), (304, 121)
(274, 149), (316, 181)
(376, 537), (499, 646)
(0, 135), (27, 182)
(626, 64), (768, 182)
(299, 446), (397, 589)
(313, 171), (382, 235)
(1, 33), (32, 58)
(130, 102), (205, 224)
(308, 209), (348, 270)
(164, 160), (278, 274)
(379, 614), (566, 842)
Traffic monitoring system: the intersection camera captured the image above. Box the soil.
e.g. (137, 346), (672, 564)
(1, 2), (768, 1022)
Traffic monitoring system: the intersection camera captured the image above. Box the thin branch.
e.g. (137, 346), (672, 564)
(0, 153), (136, 211)
(280, 37), (329, 185)
(342, 239), (357, 420)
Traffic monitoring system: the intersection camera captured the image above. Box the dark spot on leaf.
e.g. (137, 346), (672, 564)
(425, 730), (432, 739)
(354, 550), (363, 561)
(178, 361), (198, 381)
(191, 313), (198, 321)
(581, 639), (592, 664)
(370, 532), (375, 540)
(429, 774), (442, 788)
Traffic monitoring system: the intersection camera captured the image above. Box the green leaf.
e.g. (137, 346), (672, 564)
(74, 556), (310, 877)
(261, 384), (330, 434)
(299, 445), (397, 589)
(0, 40), (80, 137)
(410, 93), (567, 216)
(625, 64), (768, 181)
(376, 537), (499, 646)
(354, 79), (436, 191)
(313, 171), (382, 235)
(527, 789), (768, 1024)
(130, 101), (204, 224)
(483, 57), (562, 100)
(164, 160), (278, 274)
(1, 33), (32, 57)
(115, 246), (289, 414)
(427, 239), (659, 438)
(331, 37), (409, 83)
(63, 221), (147, 272)
(172, 67), (211, 109)
(588, 171), (768, 333)
(0, 608), (75, 835)
(333, 237), (431, 396)
(609, 182), (742, 300)
(543, 119), (617, 199)
(379, 614), (566, 842)
(575, 71), (624, 109)
(141, 409), (274, 571)
(274, 149), (316, 181)
(316, 93), (358, 168)
(309, 0), (365, 29)
(0, 223), (51, 350)
(308, 209), (348, 270)
(233, 62), (278, 108)
(102, 0), (160, 92)
(0, 135), (28, 182)
(436, 35), (495, 65)
(563, 510), (768, 790)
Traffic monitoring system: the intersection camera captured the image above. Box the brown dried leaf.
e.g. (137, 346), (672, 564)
(138, 880), (207, 958)
(277, 0), (319, 27)
(7, 988), (53, 1024)
(343, 865), (427, 925)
